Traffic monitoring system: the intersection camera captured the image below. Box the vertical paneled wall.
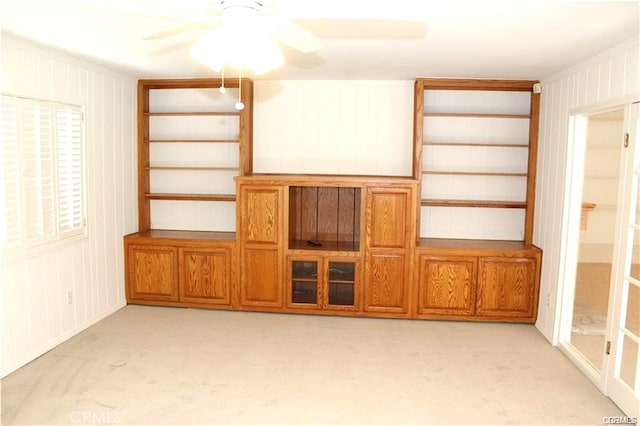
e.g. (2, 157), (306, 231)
(1, 35), (137, 377)
(253, 80), (413, 176)
(534, 36), (639, 341)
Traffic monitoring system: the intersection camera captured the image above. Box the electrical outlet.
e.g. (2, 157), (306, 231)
(66, 291), (73, 305)
(546, 293), (551, 306)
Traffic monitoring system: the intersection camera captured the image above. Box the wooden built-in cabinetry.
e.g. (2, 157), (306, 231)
(125, 78), (251, 309)
(235, 175), (417, 318)
(238, 184), (284, 308)
(414, 239), (540, 321)
(125, 77), (542, 323)
(125, 230), (235, 308)
(364, 187), (415, 316)
(411, 78), (542, 322)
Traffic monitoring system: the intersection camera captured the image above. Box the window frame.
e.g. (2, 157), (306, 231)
(1, 94), (87, 261)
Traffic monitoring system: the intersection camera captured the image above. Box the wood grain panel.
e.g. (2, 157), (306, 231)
(239, 78), (253, 175)
(300, 187), (318, 241)
(179, 248), (231, 305)
(317, 187), (339, 241)
(476, 257), (536, 318)
(241, 248), (282, 307)
(138, 82), (151, 231)
(128, 246), (178, 301)
(288, 186), (300, 243)
(524, 91), (540, 244)
(337, 187), (357, 243)
(417, 255), (476, 316)
(242, 187), (280, 244)
(368, 190), (408, 248)
(289, 186), (361, 244)
(364, 254), (408, 314)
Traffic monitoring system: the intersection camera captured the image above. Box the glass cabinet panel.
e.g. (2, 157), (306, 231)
(328, 261), (355, 306)
(291, 260), (318, 304)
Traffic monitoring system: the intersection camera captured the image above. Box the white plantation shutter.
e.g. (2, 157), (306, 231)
(1, 94), (85, 253)
(56, 106), (84, 236)
(22, 100), (56, 243)
(1, 97), (22, 246)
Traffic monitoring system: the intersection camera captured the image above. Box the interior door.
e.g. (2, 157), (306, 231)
(606, 102), (640, 417)
(560, 102), (640, 417)
(567, 109), (624, 375)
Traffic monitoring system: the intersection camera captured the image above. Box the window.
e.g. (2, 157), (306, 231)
(1, 95), (85, 254)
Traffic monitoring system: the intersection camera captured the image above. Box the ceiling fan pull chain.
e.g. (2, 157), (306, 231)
(220, 63), (226, 94)
(235, 70), (245, 110)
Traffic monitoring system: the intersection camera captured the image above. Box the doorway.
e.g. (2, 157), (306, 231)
(559, 103), (639, 417)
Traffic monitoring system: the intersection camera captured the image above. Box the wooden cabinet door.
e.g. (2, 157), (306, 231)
(179, 247), (231, 305)
(367, 189), (410, 249)
(240, 186), (281, 245)
(325, 258), (359, 311)
(239, 184), (284, 309)
(287, 256), (322, 309)
(127, 245), (178, 302)
(364, 186), (414, 316)
(476, 256), (537, 320)
(364, 253), (409, 314)
(416, 255), (477, 317)
(240, 247), (283, 308)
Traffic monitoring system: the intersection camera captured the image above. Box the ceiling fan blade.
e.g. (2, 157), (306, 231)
(145, 19), (219, 40)
(267, 16), (323, 53)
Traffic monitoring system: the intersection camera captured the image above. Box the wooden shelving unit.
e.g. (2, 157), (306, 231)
(235, 174), (417, 318)
(411, 78), (542, 322)
(137, 78), (253, 232)
(413, 78), (540, 243)
(125, 78), (253, 309)
(124, 76), (543, 324)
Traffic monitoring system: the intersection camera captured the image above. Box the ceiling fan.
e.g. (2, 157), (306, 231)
(145, 0), (323, 74)
(144, 0), (427, 75)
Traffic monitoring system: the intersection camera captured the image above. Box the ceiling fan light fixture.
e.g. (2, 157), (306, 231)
(190, 29), (284, 74)
(189, 0), (284, 75)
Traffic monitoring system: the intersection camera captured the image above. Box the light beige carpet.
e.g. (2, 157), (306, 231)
(1, 305), (624, 425)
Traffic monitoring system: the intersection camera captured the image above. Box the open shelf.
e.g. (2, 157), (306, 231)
(423, 112), (530, 119)
(422, 171), (528, 177)
(144, 193), (236, 201)
(145, 111), (239, 116)
(128, 229), (236, 241)
(146, 166), (239, 171)
(137, 78), (253, 234)
(423, 141), (528, 148)
(421, 199), (527, 208)
(288, 186), (361, 252)
(417, 237), (540, 251)
(147, 139), (238, 144)
(414, 78), (539, 243)
(288, 239), (360, 252)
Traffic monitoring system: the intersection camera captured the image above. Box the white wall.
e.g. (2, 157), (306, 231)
(1, 35), (137, 377)
(534, 36), (640, 342)
(253, 80), (413, 176)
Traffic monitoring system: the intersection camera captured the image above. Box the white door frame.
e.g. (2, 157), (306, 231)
(605, 102), (639, 417)
(556, 100), (639, 416)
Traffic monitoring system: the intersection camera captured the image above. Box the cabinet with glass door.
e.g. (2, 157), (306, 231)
(288, 256), (359, 311)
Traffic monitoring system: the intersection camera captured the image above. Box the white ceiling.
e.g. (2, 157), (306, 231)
(1, 0), (638, 80)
